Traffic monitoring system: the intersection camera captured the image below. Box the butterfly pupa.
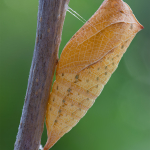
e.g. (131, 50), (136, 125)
(43, 0), (143, 149)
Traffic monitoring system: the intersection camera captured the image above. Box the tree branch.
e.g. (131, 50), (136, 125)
(14, 0), (70, 150)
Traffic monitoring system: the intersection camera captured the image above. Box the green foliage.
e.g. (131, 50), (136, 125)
(0, 0), (149, 149)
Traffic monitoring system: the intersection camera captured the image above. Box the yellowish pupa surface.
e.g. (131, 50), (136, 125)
(44, 0), (143, 149)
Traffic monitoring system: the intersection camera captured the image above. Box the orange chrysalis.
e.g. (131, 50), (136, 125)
(43, 0), (143, 149)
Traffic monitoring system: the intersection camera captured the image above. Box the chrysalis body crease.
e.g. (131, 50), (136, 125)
(44, 0), (143, 149)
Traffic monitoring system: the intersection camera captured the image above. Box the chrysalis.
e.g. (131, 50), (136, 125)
(44, 0), (143, 149)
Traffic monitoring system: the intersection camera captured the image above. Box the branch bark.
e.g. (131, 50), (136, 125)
(14, 0), (70, 150)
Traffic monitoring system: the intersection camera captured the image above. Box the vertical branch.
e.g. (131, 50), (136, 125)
(14, 0), (70, 150)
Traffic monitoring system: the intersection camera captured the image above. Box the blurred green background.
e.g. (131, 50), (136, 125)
(0, 0), (150, 150)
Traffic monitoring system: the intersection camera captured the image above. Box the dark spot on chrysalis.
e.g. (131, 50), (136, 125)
(58, 110), (61, 113)
(62, 105), (65, 107)
(55, 120), (58, 123)
(50, 107), (52, 111)
(86, 79), (89, 82)
(105, 66), (107, 69)
(96, 85), (98, 88)
(112, 62), (115, 66)
(71, 104), (74, 106)
(87, 90), (89, 93)
(67, 88), (71, 92)
(87, 66), (91, 70)
(120, 10), (124, 13)
(96, 77), (99, 81)
(87, 98), (89, 100)
(62, 99), (65, 103)
(62, 73), (64, 76)
(112, 58), (114, 60)
(97, 68), (100, 70)
(53, 98), (55, 102)
(57, 86), (58, 90)
(72, 113), (74, 115)
(105, 72), (107, 75)
(78, 103), (81, 105)
(79, 108), (81, 111)
(74, 80), (78, 83)
(75, 74), (79, 79)
(121, 45), (124, 49)
(130, 23), (133, 29)
(117, 55), (119, 57)
(125, 40), (128, 43)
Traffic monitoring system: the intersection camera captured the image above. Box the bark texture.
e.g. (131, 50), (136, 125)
(14, 0), (70, 150)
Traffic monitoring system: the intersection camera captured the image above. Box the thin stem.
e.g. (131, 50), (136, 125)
(14, 0), (70, 150)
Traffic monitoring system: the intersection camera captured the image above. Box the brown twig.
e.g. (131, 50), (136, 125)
(14, 0), (70, 150)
